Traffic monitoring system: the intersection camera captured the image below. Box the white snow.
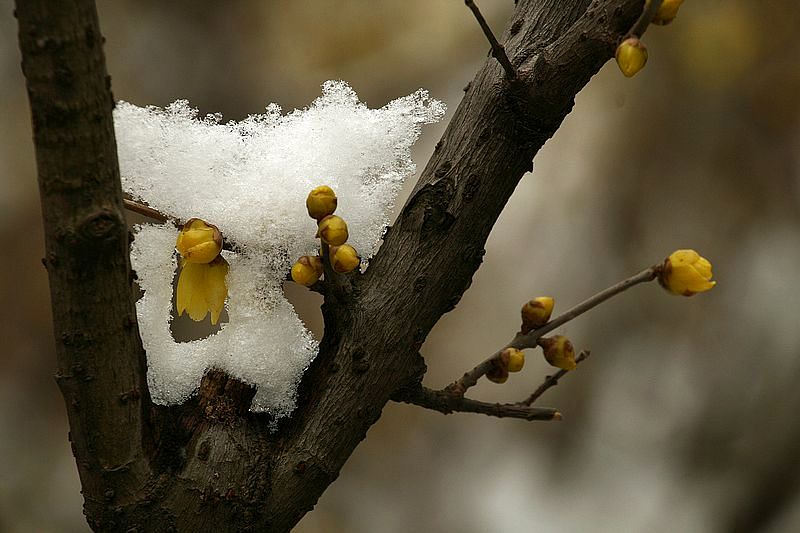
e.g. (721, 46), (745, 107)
(119, 81), (444, 417)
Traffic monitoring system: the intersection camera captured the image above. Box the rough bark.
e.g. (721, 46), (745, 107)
(18, 0), (645, 531)
(15, 0), (151, 526)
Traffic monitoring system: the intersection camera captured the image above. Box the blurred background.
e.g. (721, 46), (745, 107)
(2, 0), (799, 531)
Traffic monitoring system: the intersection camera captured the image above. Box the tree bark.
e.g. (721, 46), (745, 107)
(18, 0), (645, 531)
(15, 0), (152, 527)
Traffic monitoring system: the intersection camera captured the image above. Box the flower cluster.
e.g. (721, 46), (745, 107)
(487, 248), (715, 386)
(291, 185), (361, 286)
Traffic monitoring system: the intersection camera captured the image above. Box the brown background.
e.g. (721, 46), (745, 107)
(2, 1), (799, 531)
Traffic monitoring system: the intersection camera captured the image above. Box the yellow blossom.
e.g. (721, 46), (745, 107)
(331, 244), (360, 273)
(615, 37), (648, 78)
(658, 249), (716, 296)
(317, 215), (349, 246)
(521, 296), (554, 333)
(291, 256), (324, 287)
(650, 0), (684, 25)
(500, 347), (526, 373)
(539, 335), (577, 371)
(306, 185), (338, 220)
(176, 255), (229, 325)
(176, 218), (223, 264)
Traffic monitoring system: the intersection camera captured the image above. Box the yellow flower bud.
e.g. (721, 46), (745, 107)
(649, 0), (684, 25)
(521, 296), (554, 334)
(486, 365), (509, 384)
(291, 255), (324, 287)
(317, 215), (349, 246)
(658, 249), (716, 296)
(538, 336), (577, 371)
(306, 185), (338, 220)
(331, 244), (360, 273)
(615, 37), (648, 78)
(500, 347), (525, 373)
(175, 218), (223, 264)
(176, 255), (229, 325)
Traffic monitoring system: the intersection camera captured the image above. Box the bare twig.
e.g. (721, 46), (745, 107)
(521, 350), (590, 406)
(627, 0), (663, 39)
(446, 266), (659, 395)
(123, 198), (172, 223)
(465, 0), (517, 79)
(394, 386), (560, 421)
(123, 198), (240, 252)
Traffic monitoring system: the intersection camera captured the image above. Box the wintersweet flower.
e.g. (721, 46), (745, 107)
(500, 347), (526, 373)
(658, 249), (716, 296)
(650, 0), (684, 25)
(306, 185), (338, 220)
(317, 215), (349, 246)
(487, 365), (509, 384)
(291, 256), (324, 287)
(331, 244), (360, 274)
(521, 296), (554, 333)
(615, 37), (648, 78)
(539, 335), (577, 371)
(175, 218), (223, 264)
(176, 255), (229, 324)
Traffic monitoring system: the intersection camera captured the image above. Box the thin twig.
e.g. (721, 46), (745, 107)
(521, 350), (590, 406)
(393, 386), (560, 421)
(123, 198), (237, 251)
(123, 198), (172, 223)
(627, 0), (663, 39)
(445, 266), (658, 395)
(465, 0), (517, 79)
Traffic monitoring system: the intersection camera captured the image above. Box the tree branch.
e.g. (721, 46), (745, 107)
(393, 386), (560, 421)
(447, 266), (657, 395)
(627, 0), (663, 38)
(465, 0), (517, 79)
(123, 198), (172, 223)
(521, 350), (591, 406)
(19, 1), (657, 531)
(16, 0), (151, 524)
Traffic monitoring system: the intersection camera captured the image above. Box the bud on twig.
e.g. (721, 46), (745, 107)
(317, 215), (349, 246)
(538, 335), (577, 371)
(521, 296), (554, 333)
(649, 0), (684, 25)
(615, 37), (648, 78)
(500, 347), (525, 373)
(176, 218), (223, 264)
(658, 249), (716, 296)
(306, 185), (338, 220)
(331, 244), (360, 273)
(486, 364), (509, 384)
(291, 255), (324, 287)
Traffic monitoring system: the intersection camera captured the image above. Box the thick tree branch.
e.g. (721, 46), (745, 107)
(264, 2), (650, 529)
(393, 386), (560, 421)
(16, 0), (151, 525)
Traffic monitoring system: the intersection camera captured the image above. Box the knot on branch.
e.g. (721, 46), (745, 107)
(78, 208), (124, 243)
